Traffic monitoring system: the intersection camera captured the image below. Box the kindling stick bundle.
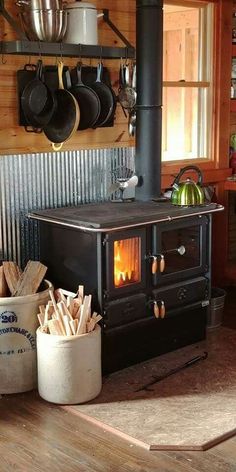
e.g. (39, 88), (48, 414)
(37, 285), (102, 336)
(0, 260), (47, 297)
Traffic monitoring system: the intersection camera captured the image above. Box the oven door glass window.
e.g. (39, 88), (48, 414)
(161, 225), (201, 274)
(114, 237), (141, 288)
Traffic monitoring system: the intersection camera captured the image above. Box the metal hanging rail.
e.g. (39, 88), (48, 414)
(0, 0), (26, 39)
(0, 41), (135, 59)
(0, 3), (135, 59)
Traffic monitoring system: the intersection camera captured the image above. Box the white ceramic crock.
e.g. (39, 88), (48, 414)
(64, 1), (102, 45)
(37, 324), (102, 404)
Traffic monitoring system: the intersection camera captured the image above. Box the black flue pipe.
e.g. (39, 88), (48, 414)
(135, 0), (163, 201)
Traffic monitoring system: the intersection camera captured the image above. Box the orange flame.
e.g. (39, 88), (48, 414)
(114, 237), (141, 287)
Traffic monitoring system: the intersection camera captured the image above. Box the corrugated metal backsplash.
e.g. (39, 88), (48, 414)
(0, 147), (135, 267)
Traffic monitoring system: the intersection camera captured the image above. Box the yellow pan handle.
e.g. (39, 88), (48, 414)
(153, 301), (159, 318)
(52, 142), (63, 151)
(160, 301), (166, 318)
(160, 255), (165, 273)
(57, 60), (64, 90)
(152, 257), (158, 274)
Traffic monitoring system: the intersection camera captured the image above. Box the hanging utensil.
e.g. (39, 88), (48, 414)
(118, 62), (136, 110)
(127, 63), (136, 137)
(21, 59), (56, 129)
(89, 62), (115, 128)
(43, 60), (80, 151)
(21, 60), (47, 119)
(128, 109), (136, 137)
(69, 63), (101, 130)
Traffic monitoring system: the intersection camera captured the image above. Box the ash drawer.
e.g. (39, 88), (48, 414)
(103, 293), (147, 329)
(152, 276), (209, 310)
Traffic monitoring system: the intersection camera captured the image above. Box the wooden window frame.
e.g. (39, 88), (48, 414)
(161, 0), (232, 189)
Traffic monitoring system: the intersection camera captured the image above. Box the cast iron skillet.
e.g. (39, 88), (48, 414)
(90, 62), (115, 128)
(21, 59), (56, 129)
(43, 61), (80, 151)
(21, 60), (47, 117)
(69, 63), (101, 130)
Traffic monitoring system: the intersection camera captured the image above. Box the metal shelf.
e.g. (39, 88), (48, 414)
(0, 3), (135, 59)
(0, 40), (135, 59)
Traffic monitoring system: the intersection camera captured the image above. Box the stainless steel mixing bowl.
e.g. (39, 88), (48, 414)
(16, 0), (63, 10)
(20, 9), (67, 42)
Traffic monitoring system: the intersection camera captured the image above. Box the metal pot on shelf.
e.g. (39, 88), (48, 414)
(19, 8), (67, 41)
(171, 165), (205, 206)
(16, 0), (63, 9)
(16, 0), (67, 42)
(63, 1), (103, 45)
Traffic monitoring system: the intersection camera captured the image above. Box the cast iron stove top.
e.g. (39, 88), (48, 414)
(29, 201), (224, 232)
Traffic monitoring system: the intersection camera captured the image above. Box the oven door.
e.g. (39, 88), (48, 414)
(104, 227), (146, 299)
(151, 215), (209, 286)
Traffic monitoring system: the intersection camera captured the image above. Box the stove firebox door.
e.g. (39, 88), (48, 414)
(104, 228), (146, 299)
(152, 216), (209, 285)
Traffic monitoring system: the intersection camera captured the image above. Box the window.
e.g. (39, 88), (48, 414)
(162, 1), (213, 162)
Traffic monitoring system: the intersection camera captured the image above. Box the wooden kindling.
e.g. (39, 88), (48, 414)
(13, 261), (47, 297)
(2, 262), (22, 295)
(0, 266), (8, 297)
(38, 285), (102, 336)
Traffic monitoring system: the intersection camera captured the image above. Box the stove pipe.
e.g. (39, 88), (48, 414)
(135, 0), (163, 201)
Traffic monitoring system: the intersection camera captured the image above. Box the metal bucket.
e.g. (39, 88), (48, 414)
(207, 287), (227, 329)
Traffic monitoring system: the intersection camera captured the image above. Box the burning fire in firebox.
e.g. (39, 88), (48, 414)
(114, 237), (141, 287)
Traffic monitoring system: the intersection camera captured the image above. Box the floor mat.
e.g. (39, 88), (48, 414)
(64, 327), (236, 450)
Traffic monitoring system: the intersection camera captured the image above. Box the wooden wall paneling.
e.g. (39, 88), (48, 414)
(206, 0), (233, 287)
(0, 0), (136, 155)
(228, 192), (236, 261)
(212, 181), (229, 286)
(223, 0), (236, 280)
(212, 0), (232, 170)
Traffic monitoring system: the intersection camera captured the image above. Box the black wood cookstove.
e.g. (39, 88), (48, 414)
(29, 0), (224, 373)
(30, 201), (223, 374)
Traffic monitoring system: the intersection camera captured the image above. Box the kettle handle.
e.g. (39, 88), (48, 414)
(173, 165), (203, 186)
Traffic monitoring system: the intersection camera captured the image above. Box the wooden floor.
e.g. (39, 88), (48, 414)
(1, 287), (236, 472)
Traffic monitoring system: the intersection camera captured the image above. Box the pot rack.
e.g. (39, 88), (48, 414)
(0, 2), (135, 59)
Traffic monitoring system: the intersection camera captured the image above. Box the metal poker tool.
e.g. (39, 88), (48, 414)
(135, 351), (208, 392)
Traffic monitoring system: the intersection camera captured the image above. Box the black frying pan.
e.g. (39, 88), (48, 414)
(106, 85), (117, 127)
(69, 63), (101, 130)
(21, 60), (47, 117)
(90, 62), (115, 128)
(21, 60), (56, 129)
(43, 61), (80, 151)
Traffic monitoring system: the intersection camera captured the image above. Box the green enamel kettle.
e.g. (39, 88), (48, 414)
(171, 165), (205, 206)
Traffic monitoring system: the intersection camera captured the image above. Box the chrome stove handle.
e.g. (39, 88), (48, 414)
(177, 245), (186, 255)
(164, 245), (186, 256)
